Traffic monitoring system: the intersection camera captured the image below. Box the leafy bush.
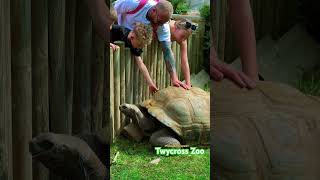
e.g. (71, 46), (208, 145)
(169, 0), (190, 14)
(200, 4), (210, 22)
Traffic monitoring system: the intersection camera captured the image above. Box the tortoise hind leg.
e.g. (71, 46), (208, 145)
(149, 128), (181, 147)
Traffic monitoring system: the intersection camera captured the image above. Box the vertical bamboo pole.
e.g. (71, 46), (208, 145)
(143, 46), (148, 100)
(149, 42), (154, 97)
(31, 0), (49, 179)
(73, 0), (92, 134)
(156, 44), (162, 91)
(154, 42), (158, 90)
(192, 33), (197, 74)
(125, 48), (132, 104)
(162, 52), (166, 89)
(139, 54), (144, 102)
(91, 29), (105, 132)
(166, 41), (171, 87)
(11, 0), (32, 179)
(176, 42), (181, 79)
(130, 55), (135, 103)
(215, 0), (227, 61)
(198, 21), (204, 71)
(133, 55), (139, 104)
(65, 0), (76, 135)
(151, 42), (156, 93)
(158, 47), (166, 89)
(109, 48), (115, 141)
(145, 45), (150, 98)
(0, 0), (12, 179)
(48, 0), (67, 134)
(49, 1), (66, 179)
(113, 42), (121, 134)
(118, 42), (125, 128)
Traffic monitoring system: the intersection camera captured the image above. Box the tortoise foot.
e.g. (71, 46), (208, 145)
(121, 123), (144, 142)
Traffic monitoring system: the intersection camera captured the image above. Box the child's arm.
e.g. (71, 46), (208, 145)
(134, 56), (159, 94)
(179, 40), (191, 89)
(160, 41), (188, 89)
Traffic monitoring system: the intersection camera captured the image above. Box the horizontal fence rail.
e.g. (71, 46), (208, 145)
(109, 20), (206, 139)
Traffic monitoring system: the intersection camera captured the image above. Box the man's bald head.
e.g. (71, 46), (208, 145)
(154, 0), (173, 23)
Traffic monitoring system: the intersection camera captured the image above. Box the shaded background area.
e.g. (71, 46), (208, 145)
(213, 0), (320, 95)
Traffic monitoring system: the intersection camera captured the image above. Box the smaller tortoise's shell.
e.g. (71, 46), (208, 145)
(141, 86), (210, 144)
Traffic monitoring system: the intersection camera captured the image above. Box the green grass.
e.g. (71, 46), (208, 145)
(297, 68), (320, 96)
(110, 137), (210, 180)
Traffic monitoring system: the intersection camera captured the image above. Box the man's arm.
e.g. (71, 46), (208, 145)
(84, 0), (110, 42)
(160, 41), (187, 89)
(134, 56), (158, 93)
(179, 40), (191, 88)
(229, 0), (258, 80)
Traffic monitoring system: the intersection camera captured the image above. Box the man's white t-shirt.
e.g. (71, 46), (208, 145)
(114, 0), (171, 42)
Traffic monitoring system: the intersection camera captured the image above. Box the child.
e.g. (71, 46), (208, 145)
(110, 22), (158, 93)
(169, 18), (197, 89)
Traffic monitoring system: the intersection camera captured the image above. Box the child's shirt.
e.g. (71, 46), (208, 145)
(111, 25), (143, 57)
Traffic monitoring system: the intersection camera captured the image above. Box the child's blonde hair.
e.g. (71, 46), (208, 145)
(110, 5), (117, 22)
(132, 22), (153, 47)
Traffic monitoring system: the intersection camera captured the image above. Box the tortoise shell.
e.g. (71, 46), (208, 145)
(213, 80), (320, 179)
(141, 86), (210, 145)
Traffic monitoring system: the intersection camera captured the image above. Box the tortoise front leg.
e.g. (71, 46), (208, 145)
(150, 128), (181, 147)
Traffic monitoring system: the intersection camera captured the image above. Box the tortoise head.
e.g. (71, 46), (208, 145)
(119, 103), (146, 124)
(29, 133), (107, 179)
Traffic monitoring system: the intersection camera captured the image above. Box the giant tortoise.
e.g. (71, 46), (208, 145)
(119, 86), (210, 147)
(213, 80), (320, 180)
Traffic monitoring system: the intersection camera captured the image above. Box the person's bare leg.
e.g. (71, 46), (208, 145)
(229, 0), (258, 81)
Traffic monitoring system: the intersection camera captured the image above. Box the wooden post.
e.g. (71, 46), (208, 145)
(139, 55), (144, 101)
(48, 0), (67, 134)
(176, 42), (181, 79)
(143, 46), (148, 100)
(0, 0), (12, 179)
(192, 33), (197, 73)
(109, 48), (115, 141)
(125, 48), (132, 103)
(157, 43), (162, 90)
(65, 0), (76, 135)
(215, 0), (227, 61)
(130, 55), (135, 103)
(73, 0), (92, 134)
(113, 42), (121, 135)
(11, 0), (33, 179)
(119, 42), (126, 127)
(91, 29), (105, 132)
(133, 55), (139, 104)
(31, 0), (49, 179)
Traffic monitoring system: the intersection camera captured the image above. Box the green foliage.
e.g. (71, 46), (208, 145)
(297, 68), (320, 96)
(170, 0), (190, 14)
(200, 4), (210, 22)
(111, 137), (210, 179)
